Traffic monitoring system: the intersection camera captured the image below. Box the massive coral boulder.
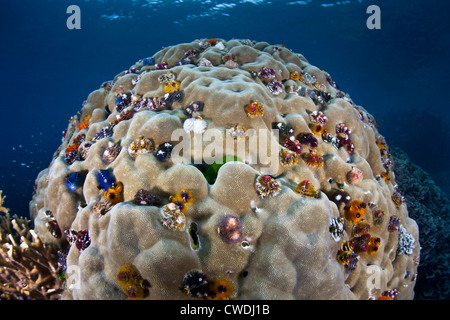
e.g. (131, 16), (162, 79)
(30, 39), (420, 300)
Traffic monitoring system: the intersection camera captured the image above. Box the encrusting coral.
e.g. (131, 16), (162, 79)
(28, 38), (420, 300)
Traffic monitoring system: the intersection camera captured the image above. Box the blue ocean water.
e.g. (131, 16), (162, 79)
(0, 0), (449, 217)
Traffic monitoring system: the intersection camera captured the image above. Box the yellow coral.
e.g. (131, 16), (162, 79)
(104, 182), (124, 205)
(279, 148), (298, 167)
(78, 115), (91, 130)
(205, 278), (234, 300)
(294, 180), (319, 198)
(367, 237), (381, 256)
(376, 136), (387, 151)
(289, 71), (302, 81)
(164, 80), (181, 93)
(245, 101), (264, 118)
(310, 123), (326, 135)
(169, 189), (194, 213)
(117, 264), (150, 299)
(344, 200), (366, 224)
(336, 240), (354, 265)
(380, 171), (390, 184)
(303, 150), (324, 168)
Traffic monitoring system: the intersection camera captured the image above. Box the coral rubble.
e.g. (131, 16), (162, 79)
(28, 39), (420, 300)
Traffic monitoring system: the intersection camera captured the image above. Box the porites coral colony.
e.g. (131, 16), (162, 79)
(29, 38), (420, 300)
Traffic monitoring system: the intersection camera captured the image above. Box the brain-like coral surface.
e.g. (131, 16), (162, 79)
(30, 39), (420, 300)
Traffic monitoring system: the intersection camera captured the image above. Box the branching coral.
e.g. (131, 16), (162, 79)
(0, 190), (10, 214)
(0, 212), (64, 299)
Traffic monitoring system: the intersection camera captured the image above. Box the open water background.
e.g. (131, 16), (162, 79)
(1, 0), (449, 222)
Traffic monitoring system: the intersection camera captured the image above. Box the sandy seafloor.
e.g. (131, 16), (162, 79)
(0, 0), (449, 300)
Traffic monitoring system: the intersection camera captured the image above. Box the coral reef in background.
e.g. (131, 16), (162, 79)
(29, 39), (420, 300)
(390, 146), (450, 300)
(0, 204), (65, 299)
